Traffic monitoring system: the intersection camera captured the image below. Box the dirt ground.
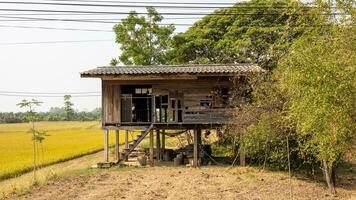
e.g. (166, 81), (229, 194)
(7, 166), (356, 200)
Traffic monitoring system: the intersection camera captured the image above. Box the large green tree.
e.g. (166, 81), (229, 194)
(277, 26), (355, 193)
(112, 7), (175, 65)
(170, 0), (316, 70)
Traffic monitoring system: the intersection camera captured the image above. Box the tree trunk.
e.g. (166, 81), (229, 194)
(322, 160), (336, 194)
(239, 134), (246, 167)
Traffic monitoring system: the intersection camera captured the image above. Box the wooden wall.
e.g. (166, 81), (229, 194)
(102, 81), (120, 125)
(102, 76), (238, 126)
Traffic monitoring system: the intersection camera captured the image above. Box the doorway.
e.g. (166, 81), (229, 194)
(121, 85), (152, 123)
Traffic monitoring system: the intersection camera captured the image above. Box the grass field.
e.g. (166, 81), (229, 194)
(0, 121), (135, 180)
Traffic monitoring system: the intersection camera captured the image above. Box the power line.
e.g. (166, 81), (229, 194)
(0, 24), (113, 32)
(0, 1), (341, 9)
(0, 93), (101, 97)
(0, 8), (347, 16)
(0, 90), (100, 94)
(0, 16), (195, 25)
(0, 16), (203, 20)
(0, 23), (345, 32)
(0, 1), (230, 9)
(0, 39), (112, 45)
(32, 0), (333, 8)
(39, 0), (239, 5)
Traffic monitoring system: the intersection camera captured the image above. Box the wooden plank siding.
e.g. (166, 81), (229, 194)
(102, 80), (120, 125)
(101, 76), (238, 127)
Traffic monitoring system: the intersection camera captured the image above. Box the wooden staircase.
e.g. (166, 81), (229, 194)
(119, 124), (154, 162)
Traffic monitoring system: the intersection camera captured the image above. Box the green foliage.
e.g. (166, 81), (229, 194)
(277, 26), (356, 168)
(223, 3), (355, 186)
(170, 0), (315, 70)
(17, 99), (46, 181)
(113, 7), (175, 65)
(17, 99), (43, 122)
(0, 108), (101, 124)
(63, 95), (74, 121)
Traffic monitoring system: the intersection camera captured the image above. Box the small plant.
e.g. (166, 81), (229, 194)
(17, 99), (47, 182)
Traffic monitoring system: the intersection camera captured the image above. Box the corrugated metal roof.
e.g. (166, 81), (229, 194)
(80, 64), (264, 77)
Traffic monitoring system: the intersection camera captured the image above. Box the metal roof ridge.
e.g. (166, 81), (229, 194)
(95, 63), (254, 69)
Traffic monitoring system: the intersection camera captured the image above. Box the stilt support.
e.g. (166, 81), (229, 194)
(156, 130), (161, 162)
(115, 130), (120, 161)
(150, 130), (154, 167)
(161, 129), (165, 161)
(104, 129), (109, 163)
(125, 130), (129, 161)
(193, 129), (201, 168)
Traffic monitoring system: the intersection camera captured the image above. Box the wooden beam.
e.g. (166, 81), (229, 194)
(104, 129), (109, 163)
(193, 129), (199, 168)
(125, 130), (129, 161)
(115, 130), (120, 161)
(161, 129), (165, 161)
(150, 130), (154, 167)
(125, 130), (129, 149)
(156, 130), (160, 162)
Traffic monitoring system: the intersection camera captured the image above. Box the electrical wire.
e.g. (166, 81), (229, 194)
(0, 8), (347, 16)
(0, 2), (231, 9)
(35, 0), (239, 5)
(0, 90), (100, 94)
(0, 24), (113, 32)
(0, 16), (194, 25)
(0, 39), (112, 45)
(0, 94), (100, 97)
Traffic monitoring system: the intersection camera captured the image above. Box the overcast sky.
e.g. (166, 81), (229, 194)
(0, 0), (238, 112)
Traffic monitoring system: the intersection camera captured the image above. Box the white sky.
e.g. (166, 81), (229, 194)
(0, 0), (237, 112)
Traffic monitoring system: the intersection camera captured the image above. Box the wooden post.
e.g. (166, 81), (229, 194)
(156, 130), (161, 162)
(193, 129), (201, 168)
(125, 130), (129, 149)
(161, 129), (165, 161)
(104, 129), (109, 163)
(152, 95), (156, 123)
(125, 130), (129, 161)
(115, 130), (120, 161)
(150, 130), (154, 167)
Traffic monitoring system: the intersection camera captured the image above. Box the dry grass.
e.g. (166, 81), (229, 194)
(7, 166), (356, 200)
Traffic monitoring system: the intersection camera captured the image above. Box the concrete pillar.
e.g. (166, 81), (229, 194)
(104, 129), (109, 163)
(156, 130), (161, 162)
(115, 130), (120, 161)
(150, 130), (154, 167)
(161, 129), (165, 161)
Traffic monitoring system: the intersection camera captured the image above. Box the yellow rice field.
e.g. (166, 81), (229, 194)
(0, 121), (134, 180)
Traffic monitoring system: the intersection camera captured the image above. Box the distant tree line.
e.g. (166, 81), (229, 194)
(1, 95), (100, 123)
(0, 107), (101, 124)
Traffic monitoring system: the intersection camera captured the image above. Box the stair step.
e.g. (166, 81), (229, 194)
(129, 143), (134, 149)
(119, 124), (154, 162)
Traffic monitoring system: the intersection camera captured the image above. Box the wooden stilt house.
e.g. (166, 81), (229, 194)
(80, 64), (264, 167)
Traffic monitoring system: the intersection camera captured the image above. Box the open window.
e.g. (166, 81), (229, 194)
(155, 94), (183, 123)
(121, 85), (152, 123)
